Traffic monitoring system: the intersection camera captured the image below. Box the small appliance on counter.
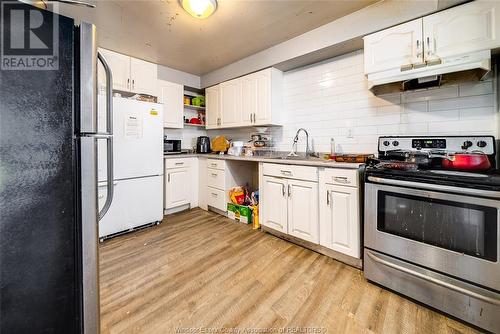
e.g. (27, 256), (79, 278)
(164, 138), (182, 154)
(364, 135), (500, 333)
(196, 136), (211, 153)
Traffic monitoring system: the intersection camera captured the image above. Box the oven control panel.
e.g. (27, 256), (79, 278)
(412, 138), (446, 149)
(378, 136), (495, 154)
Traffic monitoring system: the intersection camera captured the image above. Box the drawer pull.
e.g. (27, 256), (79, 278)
(400, 64), (413, 72)
(281, 170), (292, 176)
(174, 162), (184, 166)
(334, 176), (350, 184)
(211, 193), (218, 197)
(211, 163), (218, 167)
(211, 173), (218, 177)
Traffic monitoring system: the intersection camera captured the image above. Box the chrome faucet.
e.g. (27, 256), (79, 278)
(288, 128), (315, 157)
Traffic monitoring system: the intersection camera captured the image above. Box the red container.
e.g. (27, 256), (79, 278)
(442, 153), (491, 171)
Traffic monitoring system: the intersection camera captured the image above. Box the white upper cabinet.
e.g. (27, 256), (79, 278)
(254, 69), (274, 125)
(99, 48), (131, 91)
(205, 85), (221, 129)
(423, 0), (500, 60)
(98, 48), (157, 96)
(207, 68), (282, 129)
(130, 58), (158, 96)
(241, 75), (257, 126)
(364, 19), (424, 74)
(364, 0), (500, 76)
(220, 78), (243, 128)
(157, 80), (183, 129)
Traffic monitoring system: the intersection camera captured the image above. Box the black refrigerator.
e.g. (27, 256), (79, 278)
(0, 2), (113, 333)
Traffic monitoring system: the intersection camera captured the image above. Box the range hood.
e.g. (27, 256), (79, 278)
(368, 50), (491, 95)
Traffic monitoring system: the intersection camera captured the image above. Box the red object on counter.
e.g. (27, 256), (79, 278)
(442, 152), (491, 171)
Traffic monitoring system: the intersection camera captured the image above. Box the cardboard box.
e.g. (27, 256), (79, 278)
(227, 203), (253, 224)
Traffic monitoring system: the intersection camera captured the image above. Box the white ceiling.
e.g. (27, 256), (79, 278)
(59, 0), (376, 75)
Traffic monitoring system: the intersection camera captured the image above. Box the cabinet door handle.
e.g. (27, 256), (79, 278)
(326, 190), (330, 205)
(334, 176), (350, 184)
(127, 78), (130, 89)
(281, 183), (285, 197)
(167, 173), (170, 182)
(288, 184), (291, 197)
(132, 79), (135, 90)
(426, 37), (431, 56)
(416, 39), (421, 58)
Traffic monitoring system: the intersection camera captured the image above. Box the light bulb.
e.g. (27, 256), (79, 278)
(179, 0), (217, 19)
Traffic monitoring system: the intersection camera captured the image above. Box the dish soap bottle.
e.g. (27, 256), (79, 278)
(330, 138), (336, 159)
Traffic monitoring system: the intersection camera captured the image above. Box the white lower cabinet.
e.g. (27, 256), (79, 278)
(319, 169), (361, 258)
(165, 168), (190, 208)
(164, 158), (198, 211)
(287, 179), (319, 243)
(261, 163), (361, 261)
(261, 164), (319, 243)
(262, 176), (288, 233)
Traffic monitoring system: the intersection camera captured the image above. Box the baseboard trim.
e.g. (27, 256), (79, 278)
(261, 226), (362, 269)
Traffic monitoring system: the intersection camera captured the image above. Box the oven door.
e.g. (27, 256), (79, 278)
(365, 177), (500, 291)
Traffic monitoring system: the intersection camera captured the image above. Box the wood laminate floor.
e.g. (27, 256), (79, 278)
(99, 209), (480, 334)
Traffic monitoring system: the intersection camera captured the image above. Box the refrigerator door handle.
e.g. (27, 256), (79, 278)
(97, 51), (114, 221)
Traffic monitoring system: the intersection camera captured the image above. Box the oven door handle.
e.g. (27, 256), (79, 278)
(366, 251), (500, 306)
(367, 176), (500, 199)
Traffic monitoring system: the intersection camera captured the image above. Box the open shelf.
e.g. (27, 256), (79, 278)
(184, 123), (206, 128)
(184, 104), (205, 112)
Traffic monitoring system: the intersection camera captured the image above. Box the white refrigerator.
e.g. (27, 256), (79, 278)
(97, 97), (164, 238)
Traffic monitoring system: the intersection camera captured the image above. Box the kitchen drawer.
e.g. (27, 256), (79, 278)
(207, 186), (226, 212)
(262, 163), (318, 182)
(323, 168), (358, 187)
(165, 158), (193, 169)
(207, 159), (225, 170)
(207, 168), (225, 190)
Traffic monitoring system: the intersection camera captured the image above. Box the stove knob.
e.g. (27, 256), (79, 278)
(477, 140), (487, 148)
(462, 140), (473, 149)
(383, 140), (390, 146)
(392, 140), (399, 147)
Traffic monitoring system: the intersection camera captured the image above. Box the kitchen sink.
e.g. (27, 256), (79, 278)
(268, 155), (324, 161)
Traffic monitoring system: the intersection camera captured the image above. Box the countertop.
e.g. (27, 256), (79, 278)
(164, 153), (364, 169)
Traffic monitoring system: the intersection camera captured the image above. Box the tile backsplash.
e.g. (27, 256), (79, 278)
(167, 50), (498, 154)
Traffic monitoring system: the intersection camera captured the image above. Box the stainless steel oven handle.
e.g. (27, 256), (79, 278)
(366, 251), (500, 306)
(367, 176), (500, 199)
(97, 52), (114, 221)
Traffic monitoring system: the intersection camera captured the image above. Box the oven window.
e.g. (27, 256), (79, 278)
(377, 191), (498, 262)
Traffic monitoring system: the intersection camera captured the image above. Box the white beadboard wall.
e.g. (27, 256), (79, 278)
(167, 50), (498, 155)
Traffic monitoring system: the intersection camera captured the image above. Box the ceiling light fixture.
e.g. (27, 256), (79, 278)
(179, 0), (217, 19)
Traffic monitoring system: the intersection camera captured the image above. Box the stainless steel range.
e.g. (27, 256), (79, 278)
(364, 135), (500, 333)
